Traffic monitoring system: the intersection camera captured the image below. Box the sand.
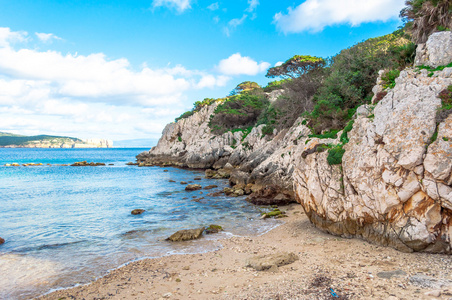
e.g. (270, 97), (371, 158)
(39, 204), (452, 300)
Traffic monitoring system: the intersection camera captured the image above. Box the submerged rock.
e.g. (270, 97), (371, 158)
(0, 237), (4, 245)
(180, 181), (187, 185)
(246, 252), (298, 271)
(126, 162), (138, 166)
(168, 179), (176, 183)
(166, 228), (204, 242)
(71, 161), (106, 166)
(203, 185), (218, 190)
(131, 209), (145, 215)
(205, 224), (223, 234)
(185, 184), (202, 191)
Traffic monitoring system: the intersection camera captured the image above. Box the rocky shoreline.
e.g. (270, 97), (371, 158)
(137, 32), (452, 254)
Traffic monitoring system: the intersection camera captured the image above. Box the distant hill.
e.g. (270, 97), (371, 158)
(113, 138), (157, 148)
(0, 132), (82, 147)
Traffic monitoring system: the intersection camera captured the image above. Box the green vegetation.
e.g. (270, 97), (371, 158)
(0, 134), (82, 147)
(401, 0), (452, 43)
(230, 81), (261, 95)
(306, 29), (411, 134)
(266, 55), (326, 79)
(262, 78), (292, 92)
(327, 145), (346, 165)
(178, 136), (182, 142)
(381, 70), (401, 89)
(208, 91), (269, 134)
(416, 62), (452, 73)
(308, 129), (339, 139)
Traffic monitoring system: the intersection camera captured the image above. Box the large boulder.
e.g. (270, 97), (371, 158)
(415, 32), (452, 68)
(166, 228), (204, 242)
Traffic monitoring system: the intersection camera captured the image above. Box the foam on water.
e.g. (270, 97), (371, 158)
(0, 148), (281, 299)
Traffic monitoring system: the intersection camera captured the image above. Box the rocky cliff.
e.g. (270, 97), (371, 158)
(138, 32), (452, 253)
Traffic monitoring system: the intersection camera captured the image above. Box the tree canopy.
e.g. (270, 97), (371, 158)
(230, 81), (261, 95)
(266, 55), (326, 79)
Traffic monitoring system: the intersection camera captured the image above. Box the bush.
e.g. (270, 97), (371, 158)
(209, 91), (269, 134)
(381, 70), (401, 89)
(306, 29), (411, 134)
(175, 98), (218, 122)
(327, 145), (345, 165)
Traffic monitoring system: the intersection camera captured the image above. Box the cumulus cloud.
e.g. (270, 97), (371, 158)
(274, 0), (405, 33)
(207, 2), (219, 11)
(217, 53), (270, 76)
(152, 0), (192, 12)
(0, 27), (232, 140)
(35, 32), (62, 43)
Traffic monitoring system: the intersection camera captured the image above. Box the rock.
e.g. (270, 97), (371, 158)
(185, 184), (202, 191)
(203, 185), (218, 190)
(166, 228), (204, 242)
(169, 180), (176, 183)
(131, 209), (145, 215)
(387, 297), (398, 300)
(246, 252), (298, 271)
(194, 177), (202, 180)
(0, 237), (4, 244)
(163, 169), (169, 172)
(180, 181), (187, 185)
(207, 191), (223, 197)
(4, 164), (11, 166)
(11, 163), (19, 166)
(377, 270), (407, 279)
(224, 187), (234, 195)
(409, 275), (452, 289)
(247, 185), (293, 205)
(126, 162), (138, 166)
(261, 208), (287, 219)
(108, 163), (114, 166)
(71, 161), (105, 166)
(424, 290), (442, 297)
(205, 225), (223, 234)
(415, 32), (452, 68)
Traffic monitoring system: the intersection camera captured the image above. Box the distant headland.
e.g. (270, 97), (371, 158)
(0, 132), (113, 148)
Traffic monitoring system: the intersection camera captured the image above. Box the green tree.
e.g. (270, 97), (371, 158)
(230, 81), (261, 96)
(266, 55), (326, 79)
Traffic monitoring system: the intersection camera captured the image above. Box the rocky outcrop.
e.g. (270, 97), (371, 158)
(131, 209), (145, 215)
(294, 66), (452, 253)
(415, 32), (452, 68)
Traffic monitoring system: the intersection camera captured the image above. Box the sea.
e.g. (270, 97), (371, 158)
(0, 148), (280, 299)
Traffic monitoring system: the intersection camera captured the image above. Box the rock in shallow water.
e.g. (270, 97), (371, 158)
(131, 209), (145, 215)
(205, 225), (223, 234)
(185, 184), (202, 191)
(0, 237), (4, 245)
(166, 228), (204, 242)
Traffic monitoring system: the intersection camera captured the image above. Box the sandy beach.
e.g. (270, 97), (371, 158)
(39, 204), (452, 300)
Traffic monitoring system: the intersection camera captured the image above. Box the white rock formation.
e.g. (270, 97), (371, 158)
(415, 32), (452, 68)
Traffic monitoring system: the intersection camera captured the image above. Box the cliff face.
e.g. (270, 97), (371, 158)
(138, 32), (452, 253)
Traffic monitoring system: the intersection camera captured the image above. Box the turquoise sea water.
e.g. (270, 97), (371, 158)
(0, 148), (278, 299)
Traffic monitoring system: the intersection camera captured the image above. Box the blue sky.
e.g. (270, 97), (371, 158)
(0, 0), (405, 140)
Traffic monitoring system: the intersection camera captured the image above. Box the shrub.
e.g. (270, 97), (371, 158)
(374, 91), (388, 103)
(307, 29), (411, 134)
(209, 91), (269, 134)
(381, 70), (401, 89)
(230, 81), (261, 96)
(327, 145), (346, 165)
(261, 124), (275, 136)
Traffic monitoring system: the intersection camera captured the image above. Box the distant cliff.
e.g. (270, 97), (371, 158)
(0, 132), (113, 148)
(138, 32), (452, 254)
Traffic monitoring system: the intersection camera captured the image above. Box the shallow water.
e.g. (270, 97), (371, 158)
(0, 148), (279, 299)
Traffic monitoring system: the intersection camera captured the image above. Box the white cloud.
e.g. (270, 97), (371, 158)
(35, 32), (62, 43)
(274, 0), (405, 33)
(246, 0), (259, 13)
(0, 27), (28, 47)
(207, 2), (219, 11)
(0, 27), (232, 140)
(217, 53), (270, 76)
(228, 15), (247, 28)
(153, 0), (192, 12)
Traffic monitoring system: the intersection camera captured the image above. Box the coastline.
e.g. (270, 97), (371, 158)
(38, 204), (452, 300)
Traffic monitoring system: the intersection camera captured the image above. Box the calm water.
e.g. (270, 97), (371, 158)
(0, 148), (278, 299)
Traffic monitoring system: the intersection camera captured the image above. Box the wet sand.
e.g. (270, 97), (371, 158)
(39, 204), (452, 300)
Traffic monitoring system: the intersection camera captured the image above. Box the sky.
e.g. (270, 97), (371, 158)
(0, 0), (405, 141)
